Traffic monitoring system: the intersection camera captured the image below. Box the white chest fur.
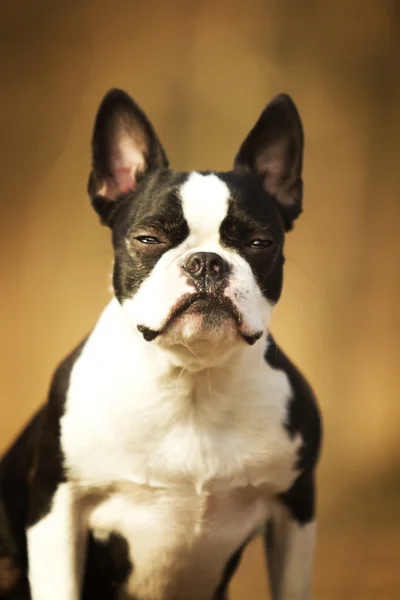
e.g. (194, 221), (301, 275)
(60, 301), (301, 599)
(88, 483), (268, 600)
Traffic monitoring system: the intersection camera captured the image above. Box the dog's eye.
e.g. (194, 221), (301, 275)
(248, 239), (275, 249)
(135, 235), (161, 245)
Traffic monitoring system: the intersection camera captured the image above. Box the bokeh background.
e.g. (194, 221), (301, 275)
(1, 0), (399, 598)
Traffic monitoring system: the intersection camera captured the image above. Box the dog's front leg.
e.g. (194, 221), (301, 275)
(27, 483), (86, 600)
(264, 474), (316, 600)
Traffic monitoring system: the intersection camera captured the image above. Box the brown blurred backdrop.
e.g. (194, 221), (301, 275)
(1, 0), (399, 598)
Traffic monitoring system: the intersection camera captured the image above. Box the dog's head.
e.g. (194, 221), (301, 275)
(88, 89), (303, 363)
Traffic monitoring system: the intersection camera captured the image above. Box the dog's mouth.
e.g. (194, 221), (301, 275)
(137, 292), (263, 346)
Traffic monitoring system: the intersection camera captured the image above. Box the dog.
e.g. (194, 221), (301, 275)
(0, 89), (322, 600)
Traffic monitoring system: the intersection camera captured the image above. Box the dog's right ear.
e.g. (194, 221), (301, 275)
(88, 89), (169, 227)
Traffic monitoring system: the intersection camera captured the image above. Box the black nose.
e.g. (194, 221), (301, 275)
(183, 252), (229, 285)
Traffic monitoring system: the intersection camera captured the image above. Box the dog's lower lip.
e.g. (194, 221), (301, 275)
(137, 294), (264, 346)
(170, 293), (243, 326)
(136, 325), (159, 341)
(242, 331), (264, 345)
(137, 293), (243, 342)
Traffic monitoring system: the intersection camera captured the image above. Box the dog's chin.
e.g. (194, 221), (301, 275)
(137, 295), (264, 365)
(155, 313), (241, 369)
(161, 307), (239, 347)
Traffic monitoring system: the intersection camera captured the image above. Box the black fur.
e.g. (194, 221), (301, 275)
(265, 335), (322, 523)
(81, 533), (133, 600)
(210, 336), (322, 593)
(88, 88), (169, 227)
(110, 173), (189, 302)
(219, 170), (286, 305)
(0, 340), (86, 598)
(213, 544), (246, 600)
(234, 93), (304, 232)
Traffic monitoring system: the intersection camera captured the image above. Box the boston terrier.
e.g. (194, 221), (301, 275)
(0, 89), (322, 600)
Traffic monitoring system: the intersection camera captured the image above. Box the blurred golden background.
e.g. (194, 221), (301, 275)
(1, 0), (399, 598)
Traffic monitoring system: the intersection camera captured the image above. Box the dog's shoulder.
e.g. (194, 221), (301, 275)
(3, 338), (89, 526)
(264, 334), (322, 476)
(47, 337), (89, 410)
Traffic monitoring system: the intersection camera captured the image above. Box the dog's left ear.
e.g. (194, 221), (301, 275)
(88, 88), (169, 226)
(234, 94), (304, 231)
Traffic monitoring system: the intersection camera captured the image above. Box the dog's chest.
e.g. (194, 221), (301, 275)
(88, 482), (268, 600)
(61, 327), (301, 598)
(62, 335), (300, 493)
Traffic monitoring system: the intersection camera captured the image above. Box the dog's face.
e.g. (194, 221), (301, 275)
(88, 90), (303, 361)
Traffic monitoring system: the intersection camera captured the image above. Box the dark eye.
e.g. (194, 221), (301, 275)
(248, 239), (275, 249)
(135, 235), (161, 245)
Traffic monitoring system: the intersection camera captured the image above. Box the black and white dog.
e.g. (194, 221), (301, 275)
(0, 89), (321, 600)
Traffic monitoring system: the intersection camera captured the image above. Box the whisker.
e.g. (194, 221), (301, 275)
(175, 365), (188, 391)
(179, 339), (202, 361)
(285, 257), (321, 292)
(207, 369), (213, 403)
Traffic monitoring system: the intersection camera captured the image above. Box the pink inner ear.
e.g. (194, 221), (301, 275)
(98, 134), (146, 200)
(255, 139), (288, 200)
(114, 163), (143, 193)
(256, 155), (282, 196)
(257, 154), (296, 207)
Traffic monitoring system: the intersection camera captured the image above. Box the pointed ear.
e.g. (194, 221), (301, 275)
(88, 89), (169, 226)
(234, 94), (304, 231)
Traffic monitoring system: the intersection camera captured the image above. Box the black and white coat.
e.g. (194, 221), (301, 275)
(0, 89), (321, 600)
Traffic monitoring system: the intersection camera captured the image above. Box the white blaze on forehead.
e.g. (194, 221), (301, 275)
(179, 172), (230, 244)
